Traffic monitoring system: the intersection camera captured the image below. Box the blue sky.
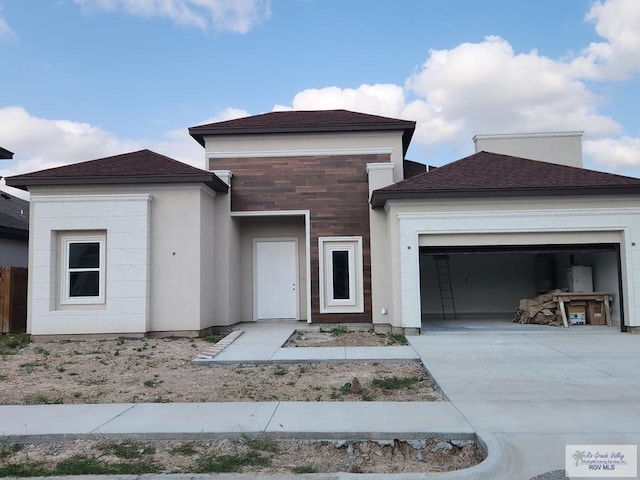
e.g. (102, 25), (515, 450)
(1, 0), (640, 198)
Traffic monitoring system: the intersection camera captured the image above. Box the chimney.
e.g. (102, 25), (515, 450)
(472, 132), (583, 168)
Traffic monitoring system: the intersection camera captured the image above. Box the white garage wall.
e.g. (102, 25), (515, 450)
(384, 197), (640, 330)
(420, 253), (536, 320)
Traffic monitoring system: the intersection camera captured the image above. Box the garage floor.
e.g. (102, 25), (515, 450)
(421, 317), (614, 333)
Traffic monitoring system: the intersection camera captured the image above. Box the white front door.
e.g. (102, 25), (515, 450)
(254, 239), (298, 320)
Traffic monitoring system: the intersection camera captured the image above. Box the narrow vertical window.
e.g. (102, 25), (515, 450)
(319, 237), (364, 313)
(332, 250), (350, 300)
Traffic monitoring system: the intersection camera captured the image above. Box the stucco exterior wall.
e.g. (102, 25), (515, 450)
(374, 195), (640, 329)
(473, 132), (583, 168)
(27, 184), (217, 335)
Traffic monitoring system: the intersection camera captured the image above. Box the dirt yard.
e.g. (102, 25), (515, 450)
(0, 331), (484, 475)
(0, 333), (442, 404)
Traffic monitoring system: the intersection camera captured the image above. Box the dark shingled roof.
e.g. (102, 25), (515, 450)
(0, 146), (13, 160)
(6, 149), (228, 193)
(189, 109), (416, 153)
(0, 190), (28, 239)
(371, 151), (640, 208)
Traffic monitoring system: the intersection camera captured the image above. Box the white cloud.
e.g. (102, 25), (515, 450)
(0, 8), (16, 40)
(573, 0), (640, 80)
(585, 137), (640, 170)
(0, 106), (223, 199)
(73, 0), (271, 33)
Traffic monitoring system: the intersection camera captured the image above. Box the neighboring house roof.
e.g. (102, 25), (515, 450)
(189, 109), (416, 154)
(0, 146), (14, 159)
(5, 149), (229, 193)
(0, 190), (28, 239)
(371, 151), (640, 208)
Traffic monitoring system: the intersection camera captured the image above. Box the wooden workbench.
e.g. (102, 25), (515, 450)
(552, 292), (612, 328)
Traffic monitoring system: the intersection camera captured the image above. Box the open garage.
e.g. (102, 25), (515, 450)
(419, 242), (623, 329)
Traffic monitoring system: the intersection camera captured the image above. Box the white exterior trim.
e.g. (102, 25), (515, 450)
(318, 236), (364, 314)
(60, 233), (106, 305)
(209, 147), (393, 159)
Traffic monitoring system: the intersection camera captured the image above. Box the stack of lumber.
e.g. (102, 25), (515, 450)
(514, 290), (563, 326)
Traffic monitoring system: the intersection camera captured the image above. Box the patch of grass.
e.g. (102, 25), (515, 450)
(97, 441), (156, 459)
(0, 374), (7, 381)
(0, 442), (23, 461)
(0, 334), (31, 356)
(0, 461), (49, 477)
(19, 360), (48, 373)
(202, 334), (224, 343)
(272, 365), (288, 376)
(361, 393), (373, 401)
(33, 346), (50, 356)
(291, 465), (317, 473)
(377, 332), (408, 345)
(23, 394), (64, 405)
(340, 382), (352, 394)
(238, 435), (279, 453)
(54, 455), (160, 475)
(196, 451), (270, 473)
(169, 442), (198, 456)
(371, 376), (420, 390)
(330, 327), (349, 337)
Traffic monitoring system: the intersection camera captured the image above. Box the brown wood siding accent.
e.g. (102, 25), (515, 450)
(211, 154), (390, 324)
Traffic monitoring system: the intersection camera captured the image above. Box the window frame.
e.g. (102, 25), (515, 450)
(318, 236), (364, 313)
(60, 234), (106, 305)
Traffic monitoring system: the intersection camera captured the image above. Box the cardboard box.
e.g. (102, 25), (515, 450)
(568, 301), (587, 325)
(587, 300), (605, 325)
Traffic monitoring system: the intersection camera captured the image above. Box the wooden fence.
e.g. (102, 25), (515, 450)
(0, 266), (27, 333)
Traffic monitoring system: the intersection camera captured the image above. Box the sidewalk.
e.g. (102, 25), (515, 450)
(3, 322), (640, 479)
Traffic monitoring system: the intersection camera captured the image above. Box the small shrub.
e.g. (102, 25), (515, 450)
(272, 365), (288, 376)
(330, 327), (348, 337)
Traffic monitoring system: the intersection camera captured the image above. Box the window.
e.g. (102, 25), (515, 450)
(61, 234), (106, 304)
(319, 237), (364, 313)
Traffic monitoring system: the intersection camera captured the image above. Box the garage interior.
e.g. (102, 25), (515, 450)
(419, 243), (623, 331)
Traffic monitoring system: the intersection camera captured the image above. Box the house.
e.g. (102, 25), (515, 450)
(6, 111), (640, 336)
(0, 146), (29, 267)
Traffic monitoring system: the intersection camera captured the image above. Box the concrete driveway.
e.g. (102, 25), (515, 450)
(409, 328), (640, 478)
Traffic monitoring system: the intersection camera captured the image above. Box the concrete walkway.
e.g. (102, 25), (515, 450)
(2, 322), (640, 479)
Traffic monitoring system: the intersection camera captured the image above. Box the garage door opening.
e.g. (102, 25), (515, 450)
(419, 243), (624, 332)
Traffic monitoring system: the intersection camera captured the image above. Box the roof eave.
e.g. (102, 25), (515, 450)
(0, 225), (28, 240)
(6, 174), (229, 193)
(189, 121), (416, 150)
(370, 185), (640, 208)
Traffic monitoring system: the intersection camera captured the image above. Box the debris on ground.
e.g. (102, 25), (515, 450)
(514, 290), (564, 326)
